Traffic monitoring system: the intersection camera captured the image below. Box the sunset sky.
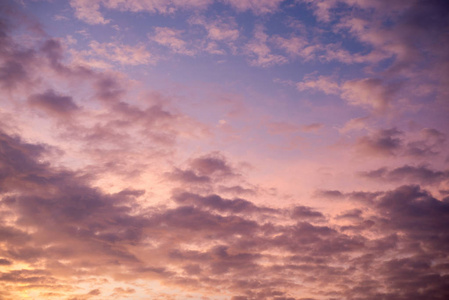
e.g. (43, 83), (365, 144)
(1, 0), (449, 299)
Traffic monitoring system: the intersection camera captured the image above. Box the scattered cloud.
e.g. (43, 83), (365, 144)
(301, 123), (324, 133)
(296, 75), (340, 95)
(355, 128), (403, 157)
(150, 27), (195, 56)
(244, 25), (288, 67)
(360, 165), (449, 186)
(2, 1), (449, 299)
(28, 89), (80, 116)
(3, 130), (448, 299)
(341, 78), (401, 112)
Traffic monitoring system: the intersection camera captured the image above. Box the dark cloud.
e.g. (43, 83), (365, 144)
(361, 165), (449, 185)
(40, 39), (64, 70)
(165, 168), (211, 184)
(190, 152), (236, 177)
(335, 209), (363, 220)
(0, 258), (12, 265)
(28, 89), (79, 116)
(354, 127), (446, 158)
(0, 59), (30, 89)
(173, 191), (274, 215)
(0, 269), (53, 284)
(355, 128), (403, 156)
(1, 135), (449, 298)
(94, 75), (125, 103)
(405, 128), (446, 157)
(218, 185), (257, 196)
(0, 1), (449, 298)
(291, 205), (324, 219)
(376, 185), (449, 250)
(314, 189), (344, 199)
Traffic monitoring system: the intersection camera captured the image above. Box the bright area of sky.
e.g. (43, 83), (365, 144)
(0, 0), (449, 299)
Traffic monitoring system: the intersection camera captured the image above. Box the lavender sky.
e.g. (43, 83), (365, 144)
(1, 0), (449, 299)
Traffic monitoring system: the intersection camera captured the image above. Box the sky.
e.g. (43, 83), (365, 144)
(0, 0), (449, 299)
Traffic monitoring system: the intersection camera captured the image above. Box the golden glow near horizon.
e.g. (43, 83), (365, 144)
(1, 0), (449, 299)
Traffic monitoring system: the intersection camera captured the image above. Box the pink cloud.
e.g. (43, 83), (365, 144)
(28, 89), (80, 117)
(150, 27), (195, 56)
(2, 1), (449, 299)
(296, 75), (340, 95)
(341, 78), (400, 112)
(87, 41), (154, 66)
(223, 0), (284, 14)
(244, 25), (288, 67)
(70, 0), (212, 24)
(273, 35), (318, 61)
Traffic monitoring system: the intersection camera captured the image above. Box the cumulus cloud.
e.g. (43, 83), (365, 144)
(273, 35), (318, 61)
(70, 0), (284, 25)
(2, 1), (449, 299)
(355, 128), (403, 156)
(223, 0), (284, 14)
(189, 15), (240, 55)
(70, 0), (212, 24)
(150, 27), (196, 56)
(190, 152), (236, 177)
(190, 15), (239, 42)
(296, 0), (449, 115)
(245, 25), (288, 67)
(296, 75), (340, 95)
(2, 126), (449, 299)
(339, 116), (370, 133)
(341, 78), (400, 112)
(72, 41), (154, 67)
(354, 127), (446, 158)
(28, 89), (80, 116)
(360, 165), (449, 185)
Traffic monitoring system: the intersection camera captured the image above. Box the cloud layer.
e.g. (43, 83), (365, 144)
(1, 0), (449, 299)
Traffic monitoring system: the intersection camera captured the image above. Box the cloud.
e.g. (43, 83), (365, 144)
(296, 75), (400, 113)
(2, 1), (449, 299)
(70, 0), (212, 25)
(173, 192), (270, 215)
(354, 127), (446, 158)
(1, 129), (449, 299)
(0, 59), (30, 89)
(273, 35), (318, 61)
(165, 168), (211, 184)
(245, 25), (288, 67)
(190, 15), (239, 42)
(314, 189), (345, 199)
(190, 152), (236, 177)
(267, 121), (300, 135)
(339, 116), (370, 133)
(405, 128), (446, 157)
(70, 0), (284, 26)
(291, 206), (324, 219)
(360, 165), (449, 185)
(150, 27), (195, 56)
(70, 0), (110, 24)
(28, 89), (80, 116)
(296, 75), (340, 95)
(299, 0), (449, 114)
(355, 128), (403, 156)
(341, 78), (400, 112)
(189, 15), (240, 54)
(218, 185), (257, 196)
(301, 123), (324, 133)
(223, 0), (284, 14)
(73, 41), (154, 67)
